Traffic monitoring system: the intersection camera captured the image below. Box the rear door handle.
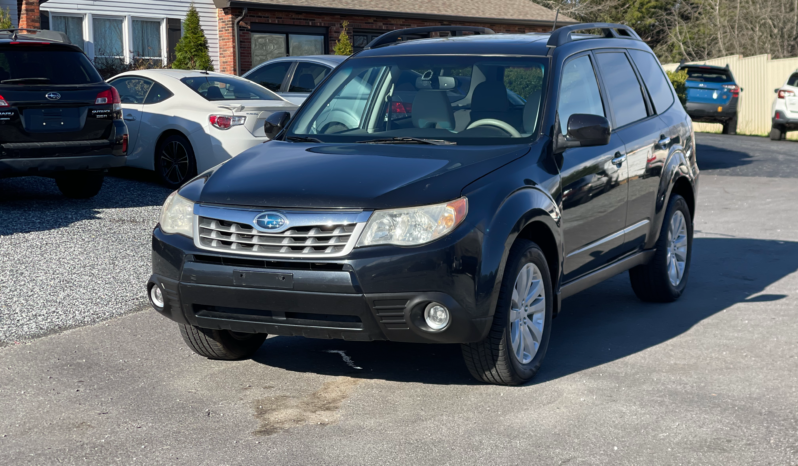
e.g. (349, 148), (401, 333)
(611, 152), (626, 165)
(657, 136), (671, 146)
(124, 114), (136, 121)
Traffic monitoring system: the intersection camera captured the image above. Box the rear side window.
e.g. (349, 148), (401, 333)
(684, 68), (732, 83)
(289, 62), (331, 92)
(246, 62), (291, 92)
(144, 82), (173, 105)
(595, 52), (648, 128)
(181, 76), (281, 101)
(788, 73), (798, 87)
(557, 55), (605, 134)
(630, 50), (674, 114)
(0, 48), (102, 85)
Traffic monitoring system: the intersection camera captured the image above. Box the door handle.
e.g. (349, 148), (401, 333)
(124, 114), (136, 121)
(657, 136), (671, 147)
(611, 152), (626, 165)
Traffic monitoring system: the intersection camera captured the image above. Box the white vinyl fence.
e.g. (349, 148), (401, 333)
(663, 54), (798, 138)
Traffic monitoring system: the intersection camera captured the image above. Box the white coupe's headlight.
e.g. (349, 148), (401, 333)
(160, 191), (194, 237)
(357, 197), (468, 247)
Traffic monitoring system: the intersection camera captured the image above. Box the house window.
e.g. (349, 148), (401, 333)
(352, 31), (383, 52)
(132, 19), (163, 64)
(250, 26), (327, 68)
(50, 15), (85, 50)
(93, 17), (125, 66)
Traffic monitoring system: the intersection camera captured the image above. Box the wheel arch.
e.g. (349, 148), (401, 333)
(153, 129), (193, 169)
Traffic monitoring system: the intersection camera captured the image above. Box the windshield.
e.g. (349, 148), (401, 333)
(180, 76), (281, 101)
(685, 68), (733, 83)
(287, 55), (548, 145)
(0, 48), (102, 85)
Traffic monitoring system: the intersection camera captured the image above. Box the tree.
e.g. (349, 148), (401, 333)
(333, 21), (353, 56)
(172, 4), (213, 71)
(0, 7), (13, 29)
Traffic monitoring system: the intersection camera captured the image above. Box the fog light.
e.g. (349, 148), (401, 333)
(150, 284), (164, 308)
(424, 302), (450, 330)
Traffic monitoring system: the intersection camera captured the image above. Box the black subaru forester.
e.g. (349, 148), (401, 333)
(148, 24), (698, 385)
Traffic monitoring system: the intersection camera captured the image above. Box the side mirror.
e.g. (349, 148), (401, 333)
(555, 114), (611, 154)
(263, 111), (291, 139)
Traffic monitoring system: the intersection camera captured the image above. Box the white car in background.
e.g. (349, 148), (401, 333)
(770, 69), (798, 140)
(108, 70), (297, 188)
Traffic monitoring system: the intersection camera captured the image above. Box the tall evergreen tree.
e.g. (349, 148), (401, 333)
(0, 7), (13, 29)
(172, 4), (213, 71)
(333, 21), (353, 56)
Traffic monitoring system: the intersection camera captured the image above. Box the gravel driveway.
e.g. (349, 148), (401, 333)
(0, 170), (171, 344)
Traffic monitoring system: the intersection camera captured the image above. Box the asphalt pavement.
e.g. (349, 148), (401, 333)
(0, 134), (797, 465)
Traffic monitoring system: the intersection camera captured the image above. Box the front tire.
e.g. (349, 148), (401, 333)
(179, 324), (266, 360)
(770, 125), (785, 141)
(629, 194), (693, 302)
(155, 134), (196, 189)
(461, 240), (553, 385)
(55, 171), (104, 199)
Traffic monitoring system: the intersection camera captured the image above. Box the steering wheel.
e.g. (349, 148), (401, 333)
(320, 122), (351, 134)
(466, 119), (522, 138)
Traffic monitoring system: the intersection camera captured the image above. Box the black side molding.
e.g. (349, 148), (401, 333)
(560, 249), (655, 299)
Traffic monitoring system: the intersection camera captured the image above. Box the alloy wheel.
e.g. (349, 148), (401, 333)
(161, 141), (190, 185)
(667, 210), (688, 286)
(510, 263), (546, 364)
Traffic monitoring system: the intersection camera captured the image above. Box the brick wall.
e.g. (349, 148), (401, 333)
(218, 7), (550, 75)
(18, 0), (40, 29)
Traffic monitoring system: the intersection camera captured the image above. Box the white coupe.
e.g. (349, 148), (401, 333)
(108, 69), (298, 188)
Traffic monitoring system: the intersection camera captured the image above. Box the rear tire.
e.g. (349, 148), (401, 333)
(629, 194), (693, 302)
(179, 324), (266, 360)
(770, 125), (785, 141)
(461, 239), (553, 385)
(55, 171), (104, 199)
(155, 134), (196, 189)
(722, 115), (738, 135)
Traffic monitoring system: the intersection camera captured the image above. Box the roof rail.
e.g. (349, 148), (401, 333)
(546, 23), (641, 48)
(0, 28), (72, 44)
(365, 26), (494, 50)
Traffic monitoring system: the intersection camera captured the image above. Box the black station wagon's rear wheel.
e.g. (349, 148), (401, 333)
(179, 324), (266, 360)
(629, 194), (693, 302)
(462, 239), (553, 385)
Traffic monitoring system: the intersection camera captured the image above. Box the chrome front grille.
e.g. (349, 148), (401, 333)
(193, 205), (370, 258)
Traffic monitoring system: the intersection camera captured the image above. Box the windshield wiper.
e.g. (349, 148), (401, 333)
(1, 77), (51, 84)
(356, 137), (456, 145)
(286, 136), (323, 143)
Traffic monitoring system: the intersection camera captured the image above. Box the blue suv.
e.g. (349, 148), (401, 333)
(678, 64), (741, 134)
(147, 24), (699, 385)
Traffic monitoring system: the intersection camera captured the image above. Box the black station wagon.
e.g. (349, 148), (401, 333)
(148, 24), (699, 385)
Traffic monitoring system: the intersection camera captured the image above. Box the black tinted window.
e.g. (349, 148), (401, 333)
(684, 68), (732, 83)
(246, 62), (291, 92)
(289, 62), (331, 92)
(630, 50), (674, 114)
(111, 77), (153, 104)
(144, 82), (173, 104)
(0, 48), (102, 85)
(558, 55), (605, 135)
(788, 73), (798, 87)
(596, 52), (648, 128)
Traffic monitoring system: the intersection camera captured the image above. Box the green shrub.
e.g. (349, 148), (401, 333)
(667, 69), (688, 105)
(334, 21), (353, 56)
(172, 4), (213, 71)
(0, 7), (12, 29)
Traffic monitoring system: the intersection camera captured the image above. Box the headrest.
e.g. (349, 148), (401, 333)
(411, 90), (455, 130)
(205, 86), (224, 100)
(472, 82), (509, 112)
(294, 73), (316, 92)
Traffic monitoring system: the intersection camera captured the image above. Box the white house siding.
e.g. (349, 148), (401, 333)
(0, 0), (18, 27)
(40, 0), (220, 70)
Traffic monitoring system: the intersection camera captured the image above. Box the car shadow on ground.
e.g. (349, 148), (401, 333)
(253, 237), (798, 386)
(0, 168), (171, 236)
(696, 140), (756, 171)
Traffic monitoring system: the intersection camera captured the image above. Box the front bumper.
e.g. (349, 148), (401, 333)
(684, 101), (737, 122)
(148, 224), (490, 344)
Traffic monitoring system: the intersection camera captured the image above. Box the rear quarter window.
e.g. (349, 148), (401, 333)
(0, 47), (102, 85)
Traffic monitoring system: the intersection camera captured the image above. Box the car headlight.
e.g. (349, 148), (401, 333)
(357, 197), (468, 247)
(160, 191), (194, 237)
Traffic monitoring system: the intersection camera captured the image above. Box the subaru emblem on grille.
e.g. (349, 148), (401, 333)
(46, 92), (61, 101)
(253, 212), (288, 231)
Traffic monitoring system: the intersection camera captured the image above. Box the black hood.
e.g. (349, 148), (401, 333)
(193, 141), (531, 209)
